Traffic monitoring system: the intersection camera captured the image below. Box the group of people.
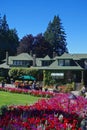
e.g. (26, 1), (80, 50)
(17, 80), (42, 91)
(29, 81), (42, 90)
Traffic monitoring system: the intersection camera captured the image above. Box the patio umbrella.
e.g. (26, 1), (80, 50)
(19, 75), (36, 81)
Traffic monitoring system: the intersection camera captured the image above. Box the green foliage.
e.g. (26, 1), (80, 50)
(63, 82), (75, 93)
(0, 69), (9, 82)
(8, 67), (39, 79)
(44, 15), (68, 56)
(50, 78), (56, 85)
(0, 14), (19, 61)
(17, 33), (52, 58)
(0, 15), (9, 31)
(0, 105), (8, 115)
(8, 68), (19, 78)
(33, 33), (53, 58)
(17, 34), (34, 54)
(0, 77), (5, 82)
(43, 70), (56, 86)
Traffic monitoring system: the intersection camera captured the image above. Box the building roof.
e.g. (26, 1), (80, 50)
(3, 53), (33, 65)
(54, 53), (87, 60)
(54, 53), (74, 60)
(30, 66), (48, 70)
(0, 62), (10, 69)
(48, 66), (83, 70)
(72, 54), (87, 59)
(11, 53), (33, 60)
(41, 55), (51, 61)
(1, 52), (87, 70)
(48, 60), (83, 70)
(8, 53), (33, 65)
(30, 65), (83, 70)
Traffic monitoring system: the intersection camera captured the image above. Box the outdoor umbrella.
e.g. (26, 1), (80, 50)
(19, 75), (36, 81)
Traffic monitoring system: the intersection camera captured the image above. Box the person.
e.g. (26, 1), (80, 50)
(81, 86), (86, 95)
(80, 116), (87, 130)
(32, 81), (36, 90)
(1, 80), (5, 88)
(58, 114), (64, 123)
(85, 92), (87, 98)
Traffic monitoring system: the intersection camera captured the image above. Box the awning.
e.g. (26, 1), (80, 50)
(19, 75), (36, 81)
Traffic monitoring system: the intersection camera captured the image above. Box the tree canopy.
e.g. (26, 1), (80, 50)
(0, 14), (69, 60)
(17, 34), (34, 54)
(0, 14), (19, 61)
(17, 33), (53, 58)
(32, 33), (53, 57)
(44, 15), (68, 56)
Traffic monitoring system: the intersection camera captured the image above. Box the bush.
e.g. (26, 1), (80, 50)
(62, 83), (74, 93)
(0, 77), (5, 82)
(0, 105), (8, 115)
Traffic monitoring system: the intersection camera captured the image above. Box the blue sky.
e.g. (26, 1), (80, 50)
(0, 0), (87, 53)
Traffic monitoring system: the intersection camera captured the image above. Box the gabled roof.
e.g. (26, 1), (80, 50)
(49, 60), (83, 70)
(40, 55), (51, 61)
(54, 53), (85, 60)
(9, 53), (33, 61)
(54, 53), (74, 60)
(0, 62), (10, 69)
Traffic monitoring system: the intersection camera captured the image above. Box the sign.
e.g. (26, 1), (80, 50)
(51, 73), (64, 79)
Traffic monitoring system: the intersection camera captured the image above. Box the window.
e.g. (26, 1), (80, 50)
(13, 60), (21, 65)
(16, 61), (20, 65)
(58, 60), (64, 66)
(65, 60), (70, 66)
(42, 61), (50, 66)
(58, 59), (70, 66)
(19, 61), (22, 65)
(13, 60), (17, 65)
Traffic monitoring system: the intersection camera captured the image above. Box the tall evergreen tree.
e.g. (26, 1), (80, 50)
(44, 15), (68, 56)
(7, 29), (19, 55)
(1, 15), (9, 31)
(0, 14), (2, 29)
(0, 14), (19, 61)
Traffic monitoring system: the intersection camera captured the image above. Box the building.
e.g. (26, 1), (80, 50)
(0, 52), (87, 87)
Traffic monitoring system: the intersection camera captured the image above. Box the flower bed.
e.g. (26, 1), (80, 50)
(0, 86), (55, 98)
(0, 91), (87, 129)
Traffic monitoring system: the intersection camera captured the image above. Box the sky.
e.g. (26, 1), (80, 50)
(0, 0), (87, 54)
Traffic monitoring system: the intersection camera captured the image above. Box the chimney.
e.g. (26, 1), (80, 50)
(33, 54), (36, 66)
(53, 51), (57, 58)
(6, 51), (9, 65)
(30, 50), (33, 57)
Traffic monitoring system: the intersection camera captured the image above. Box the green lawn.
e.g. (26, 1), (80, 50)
(0, 91), (42, 107)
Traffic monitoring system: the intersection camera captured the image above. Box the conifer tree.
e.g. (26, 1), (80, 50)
(0, 14), (19, 61)
(44, 15), (68, 56)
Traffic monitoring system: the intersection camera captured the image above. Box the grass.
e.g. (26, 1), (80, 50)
(0, 91), (42, 107)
